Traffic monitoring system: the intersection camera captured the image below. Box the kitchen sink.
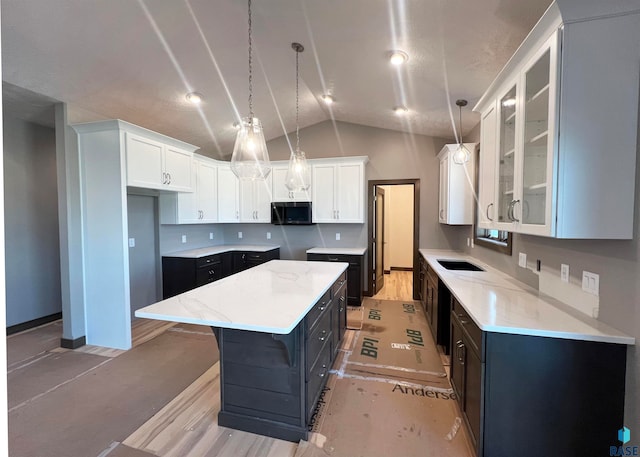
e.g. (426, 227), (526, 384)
(437, 259), (484, 271)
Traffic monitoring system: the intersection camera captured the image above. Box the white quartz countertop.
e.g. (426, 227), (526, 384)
(306, 247), (367, 256)
(419, 249), (634, 345)
(135, 260), (348, 334)
(163, 245), (280, 258)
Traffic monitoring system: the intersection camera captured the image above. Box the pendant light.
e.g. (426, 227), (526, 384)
(452, 99), (471, 164)
(231, 0), (271, 180)
(284, 42), (311, 191)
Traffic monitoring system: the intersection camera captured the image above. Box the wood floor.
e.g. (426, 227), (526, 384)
(372, 270), (413, 301)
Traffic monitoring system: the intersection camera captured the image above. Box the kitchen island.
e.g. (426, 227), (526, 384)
(135, 260), (348, 441)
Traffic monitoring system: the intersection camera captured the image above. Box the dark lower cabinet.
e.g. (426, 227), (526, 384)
(450, 297), (628, 456)
(307, 253), (363, 306)
(213, 271), (347, 442)
(422, 258), (451, 354)
(162, 248), (280, 299)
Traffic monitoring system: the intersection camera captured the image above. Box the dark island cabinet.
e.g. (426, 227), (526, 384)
(162, 248), (280, 299)
(307, 253), (363, 306)
(215, 270), (347, 442)
(450, 296), (628, 456)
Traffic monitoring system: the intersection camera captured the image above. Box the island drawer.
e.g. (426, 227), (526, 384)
(306, 309), (332, 369)
(331, 272), (347, 297)
(451, 298), (482, 355)
(196, 254), (223, 269)
(305, 290), (331, 332)
(306, 338), (332, 421)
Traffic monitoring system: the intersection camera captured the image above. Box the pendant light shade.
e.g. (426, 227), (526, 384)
(452, 99), (471, 165)
(231, 117), (271, 180)
(285, 42), (311, 191)
(231, 0), (271, 180)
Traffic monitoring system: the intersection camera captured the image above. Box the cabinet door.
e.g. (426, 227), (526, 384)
(254, 177), (273, 222)
(163, 145), (193, 192)
(126, 133), (163, 189)
(271, 166), (291, 201)
(496, 84), (518, 229)
(450, 316), (465, 402)
(197, 161), (218, 223)
(176, 163), (199, 223)
(465, 343), (482, 446)
(217, 166), (240, 222)
(238, 180), (255, 222)
(518, 33), (558, 236)
(312, 164), (336, 222)
(336, 163), (363, 222)
(478, 104), (498, 229)
(438, 155), (449, 223)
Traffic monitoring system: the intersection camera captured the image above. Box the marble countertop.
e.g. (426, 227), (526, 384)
(419, 249), (634, 345)
(306, 247), (367, 256)
(163, 245), (280, 258)
(135, 260), (348, 334)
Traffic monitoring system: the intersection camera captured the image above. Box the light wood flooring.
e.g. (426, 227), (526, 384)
(372, 270), (413, 301)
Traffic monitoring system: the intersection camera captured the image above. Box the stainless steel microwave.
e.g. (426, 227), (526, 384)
(271, 201), (314, 225)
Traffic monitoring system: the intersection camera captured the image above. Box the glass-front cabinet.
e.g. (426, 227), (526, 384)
(496, 84), (518, 229)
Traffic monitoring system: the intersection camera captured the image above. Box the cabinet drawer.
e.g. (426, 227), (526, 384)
(196, 255), (222, 269)
(306, 338), (332, 421)
(451, 298), (482, 357)
(331, 272), (347, 297)
(307, 309), (332, 369)
(305, 290), (331, 333)
(196, 264), (223, 286)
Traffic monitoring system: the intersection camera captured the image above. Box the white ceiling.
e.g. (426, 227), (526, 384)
(1, 0), (552, 159)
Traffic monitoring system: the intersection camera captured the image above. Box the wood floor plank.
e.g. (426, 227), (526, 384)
(372, 271), (413, 301)
(131, 319), (177, 347)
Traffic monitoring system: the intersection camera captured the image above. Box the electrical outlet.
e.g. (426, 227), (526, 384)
(181, 235), (187, 244)
(238, 231), (243, 239)
(470, 238), (474, 248)
(336, 233), (341, 241)
(561, 264), (569, 282)
(267, 232), (271, 240)
(128, 238), (135, 248)
(582, 271), (599, 296)
(209, 232), (214, 240)
(466, 237), (470, 247)
(518, 252), (527, 268)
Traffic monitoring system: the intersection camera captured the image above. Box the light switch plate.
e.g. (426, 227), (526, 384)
(561, 264), (569, 282)
(181, 235), (187, 244)
(336, 233), (341, 241)
(518, 252), (527, 268)
(582, 271), (599, 296)
(128, 238), (135, 248)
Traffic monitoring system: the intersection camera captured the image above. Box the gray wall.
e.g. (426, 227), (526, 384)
(159, 223), (225, 254)
(4, 115), (61, 326)
(462, 120), (640, 430)
(127, 195), (160, 319)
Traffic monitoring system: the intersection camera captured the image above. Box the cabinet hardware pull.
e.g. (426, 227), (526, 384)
(328, 257), (339, 261)
(440, 209), (444, 219)
(512, 199), (520, 222)
(460, 319), (469, 325)
(486, 203), (494, 221)
(337, 210), (339, 219)
(319, 336), (325, 342)
(339, 296), (345, 302)
(167, 173), (171, 184)
(319, 371), (325, 378)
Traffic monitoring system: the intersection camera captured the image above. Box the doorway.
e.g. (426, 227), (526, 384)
(367, 179), (420, 301)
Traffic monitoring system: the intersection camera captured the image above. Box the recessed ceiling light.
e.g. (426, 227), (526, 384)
(321, 94), (334, 104)
(185, 92), (203, 104)
(394, 106), (409, 115)
(389, 50), (409, 66)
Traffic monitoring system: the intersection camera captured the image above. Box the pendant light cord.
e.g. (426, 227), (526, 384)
(458, 103), (463, 145)
(248, 0), (253, 120)
(295, 48), (300, 153)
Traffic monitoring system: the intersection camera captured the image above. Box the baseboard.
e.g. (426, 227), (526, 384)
(384, 270), (391, 275)
(6, 312), (62, 335)
(61, 336), (87, 349)
(390, 266), (413, 272)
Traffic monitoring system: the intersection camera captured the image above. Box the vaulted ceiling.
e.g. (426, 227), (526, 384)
(2, 0), (552, 159)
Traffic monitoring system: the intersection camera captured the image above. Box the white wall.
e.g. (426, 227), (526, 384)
(3, 116), (61, 326)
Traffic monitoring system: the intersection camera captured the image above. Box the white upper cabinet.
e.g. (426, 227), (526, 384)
(438, 144), (476, 225)
(312, 157), (367, 223)
(217, 165), (240, 223)
(474, 4), (639, 239)
(126, 132), (194, 192)
(159, 155), (218, 224)
(239, 176), (272, 223)
(271, 165), (312, 202)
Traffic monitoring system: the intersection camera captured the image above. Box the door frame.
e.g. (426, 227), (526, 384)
(367, 179), (420, 300)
